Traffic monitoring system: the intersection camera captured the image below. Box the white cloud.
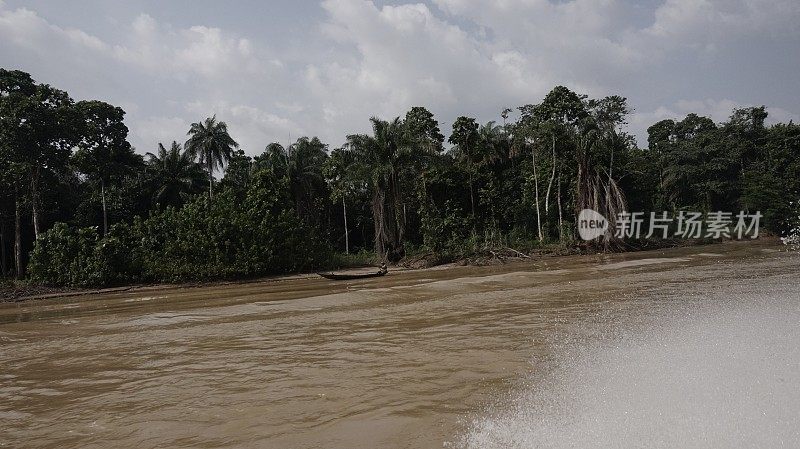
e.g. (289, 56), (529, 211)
(110, 14), (264, 79)
(185, 100), (305, 152)
(132, 116), (191, 152)
(0, 6), (267, 81)
(312, 0), (550, 138)
(0, 3), (290, 154)
(0, 6), (109, 53)
(646, 0), (800, 43)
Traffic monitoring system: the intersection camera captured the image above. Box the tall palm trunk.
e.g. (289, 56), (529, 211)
(605, 134), (615, 225)
(14, 188), (23, 279)
(608, 132), (615, 183)
(208, 160), (213, 200)
(392, 171), (405, 245)
(532, 145), (543, 241)
(389, 174), (404, 260)
(342, 196), (349, 254)
(371, 174), (405, 263)
(372, 189), (386, 261)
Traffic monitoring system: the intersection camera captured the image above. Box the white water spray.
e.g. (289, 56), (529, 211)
(461, 274), (800, 448)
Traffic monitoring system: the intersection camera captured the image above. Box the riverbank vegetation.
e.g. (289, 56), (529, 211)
(2, 68), (799, 287)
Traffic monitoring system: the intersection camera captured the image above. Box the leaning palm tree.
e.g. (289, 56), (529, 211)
(145, 141), (206, 208)
(185, 116), (239, 199)
(574, 116), (628, 251)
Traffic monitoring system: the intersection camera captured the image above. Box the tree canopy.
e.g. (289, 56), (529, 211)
(1, 69), (798, 286)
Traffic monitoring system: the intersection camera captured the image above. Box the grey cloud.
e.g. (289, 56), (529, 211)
(1, 0), (798, 154)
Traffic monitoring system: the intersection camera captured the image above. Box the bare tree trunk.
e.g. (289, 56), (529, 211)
(469, 170), (475, 218)
(14, 189), (23, 279)
(342, 196), (349, 254)
(101, 179), (108, 236)
(31, 200), (40, 240)
(31, 168), (41, 240)
(545, 133), (556, 213)
(606, 134), (615, 225)
(557, 170), (563, 242)
(532, 146), (543, 241)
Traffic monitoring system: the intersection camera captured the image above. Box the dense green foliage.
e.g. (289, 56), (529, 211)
(28, 168), (328, 286)
(1, 68), (798, 286)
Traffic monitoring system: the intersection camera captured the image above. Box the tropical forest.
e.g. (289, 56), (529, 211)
(1, 68), (799, 287)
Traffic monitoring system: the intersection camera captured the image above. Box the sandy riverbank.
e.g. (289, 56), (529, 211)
(0, 237), (782, 304)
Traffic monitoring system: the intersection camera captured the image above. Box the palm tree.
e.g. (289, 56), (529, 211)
(256, 142), (290, 179)
(477, 121), (508, 166)
(185, 116), (239, 200)
(476, 121), (509, 234)
(286, 137), (328, 221)
(256, 138), (328, 223)
(145, 142), (206, 208)
(448, 116), (480, 218)
(346, 117), (409, 262)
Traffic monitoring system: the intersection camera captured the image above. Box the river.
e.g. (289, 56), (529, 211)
(1, 240), (798, 448)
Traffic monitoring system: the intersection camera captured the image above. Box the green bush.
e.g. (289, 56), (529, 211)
(28, 223), (108, 287)
(28, 168), (332, 287)
(419, 199), (473, 253)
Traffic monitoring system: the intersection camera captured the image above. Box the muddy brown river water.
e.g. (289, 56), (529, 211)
(1, 241), (799, 448)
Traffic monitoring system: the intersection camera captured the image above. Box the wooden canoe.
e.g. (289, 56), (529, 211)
(317, 270), (387, 280)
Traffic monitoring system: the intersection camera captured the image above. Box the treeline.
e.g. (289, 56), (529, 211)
(1, 69), (798, 286)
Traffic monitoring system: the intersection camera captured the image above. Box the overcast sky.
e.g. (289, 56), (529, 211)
(2, 0), (798, 154)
